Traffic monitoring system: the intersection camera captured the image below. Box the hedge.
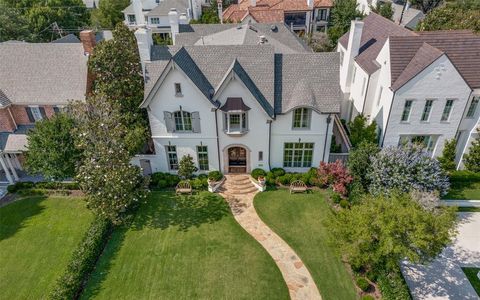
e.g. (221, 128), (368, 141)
(150, 172), (223, 190)
(7, 181), (79, 193)
(377, 268), (412, 300)
(48, 217), (112, 300)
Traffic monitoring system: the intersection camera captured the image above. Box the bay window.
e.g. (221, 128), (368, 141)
(224, 112), (248, 133)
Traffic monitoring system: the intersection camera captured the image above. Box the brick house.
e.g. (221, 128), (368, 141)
(0, 31), (95, 183)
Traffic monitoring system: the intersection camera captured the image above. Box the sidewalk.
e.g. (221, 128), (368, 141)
(441, 200), (480, 207)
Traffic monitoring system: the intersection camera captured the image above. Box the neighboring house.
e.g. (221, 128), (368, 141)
(0, 31), (94, 184)
(132, 27), (345, 175)
(174, 22), (312, 53)
(123, 0), (204, 36)
(83, 0), (101, 8)
(356, 0), (424, 30)
(338, 13), (480, 169)
(223, 0), (333, 33)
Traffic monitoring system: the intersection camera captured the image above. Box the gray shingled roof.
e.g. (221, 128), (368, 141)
(176, 23), (311, 54)
(146, 0), (188, 16)
(145, 45), (340, 115)
(51, 34), (80, 44)
(0, 43), (88, 106)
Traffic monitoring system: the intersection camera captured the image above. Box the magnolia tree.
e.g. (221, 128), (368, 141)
(367, 144), (450, 196)
(72, 95), (148, 224)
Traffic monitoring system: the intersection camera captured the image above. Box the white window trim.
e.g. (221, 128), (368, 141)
(292, 108), (311, 130)
(165, 145), (178, 170)
(401, 99), (413, 123)
(174, 83), (183, 97)
(173, 110), (192, 132)
(440, 99), (455, 122)
(224, 112), (248, 134)
(196, 145), (209, 171)
(29, 106), (43, 121)
(421, 99), (435, 122)
(466, 96), (479, 118)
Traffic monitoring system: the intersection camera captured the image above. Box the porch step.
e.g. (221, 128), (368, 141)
(219, 174), (258, 195)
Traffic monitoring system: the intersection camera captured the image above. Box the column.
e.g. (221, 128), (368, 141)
(5, 154), (19, 181)
(0, 154), (14, 184)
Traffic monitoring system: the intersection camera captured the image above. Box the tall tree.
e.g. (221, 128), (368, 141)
(0, 3), (30, 42)
(25, 113), (81, 180)
(91, 0), (130, 29)
(348, 115), (378, 148)
(370, 1), (394, 20)
(88, 23), (147, 153)
(327, 0), (363, 46)
(72, 95), (148, 224)
(1, 0), (90, 42)
(329, 192), (457, 272)
(417, 0), (480, 32)
(463, 129), (480, 173)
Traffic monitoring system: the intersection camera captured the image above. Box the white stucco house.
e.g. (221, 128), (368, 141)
(132, 24), (345, 175)
(338, 13), (480, 169)
(123, 0), (205, 37)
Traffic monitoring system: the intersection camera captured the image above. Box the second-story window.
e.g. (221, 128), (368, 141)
(174, 83), (182, 96)
(466, 96), (479, 118)
(441, 99), (454, 121)
(225, 113), (247, 133)
(401, 100), (413, 122)
(317, 9), (328, 21)
(127, 14), (136, 24)
(292, 108), (311, 129)
(150, 17), (160, 24)
(174, 110), (192, 131)
(421, 99), (434, 121)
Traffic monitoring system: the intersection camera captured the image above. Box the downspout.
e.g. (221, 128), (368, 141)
(380, 91), (396, 147)
(322, 114), (332, 162)
(267, 120), (272, 170)
(214, 105), (221, 171)
(361, 74), (371, 114)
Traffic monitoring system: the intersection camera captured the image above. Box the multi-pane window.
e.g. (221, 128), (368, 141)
(174, 111), (192, 131)
(466, 96), (479, 118)
(150, 17), (160, 24)
(166, 146), (178, 170)
(421, 100), (434, 121)
(441, 99), (454, 121)
(224, 113), (247, 133)
(197, 146), (209, 171)
(399, 135), (438, 153)
(283, 143), (314, 168)
(317, 9), (328, 21)
(127, 14), (136, 24)
(401, 100), (413, 122)
(30, 106), (43, 121)
(292, 108), (311, 129)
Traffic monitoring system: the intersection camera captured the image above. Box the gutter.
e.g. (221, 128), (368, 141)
(322, 114), (332, 162)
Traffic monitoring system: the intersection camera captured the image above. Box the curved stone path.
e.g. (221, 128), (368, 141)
(218, 175), (321, 300)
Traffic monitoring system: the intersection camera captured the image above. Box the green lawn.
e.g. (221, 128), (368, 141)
(444, 181), (480, 200)
(254, 189), (358, 300)
(81, 191), (289, 300)
(0, 196), (93, 299)
(463, 267), (480, 296)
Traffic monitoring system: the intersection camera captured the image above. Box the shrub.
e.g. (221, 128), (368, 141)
(339, 199), (349, 208)
(331, 192), (342, 204)
(356, 277), (370, 292)
(7, 181), (35, 193)
(367, 145), (450, 196)
(271, 168), (286, 177)
(348, 115), (378, 148)
(348, 141), (380, 189)
(317, 160), (353, 196)
(266, 172), (276, 186)
(449, 170), (480, 182)
(178, 154), (197, 179)
(16, 189), (46, 197)
(277, 173), (293, 185)
(251, 168), (267, 179)
(347, 181), (365, 204)
(377, 268), (411, 300)
(191, 177), (208, 190)
(462, 127), (480, 172)
(207, 171), (223, 182)
(157, 179), (168, 189)
(437, 138), (457, 172)
(49, 217), (112, 300)
(150, 172), (181, 188)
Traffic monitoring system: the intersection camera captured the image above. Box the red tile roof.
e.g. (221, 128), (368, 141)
(223, 0), (332, 23)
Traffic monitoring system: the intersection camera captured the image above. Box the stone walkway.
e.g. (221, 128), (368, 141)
(218, 174), (321, 300)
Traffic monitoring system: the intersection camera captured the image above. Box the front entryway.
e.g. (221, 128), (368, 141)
(228, 146), (247, 173)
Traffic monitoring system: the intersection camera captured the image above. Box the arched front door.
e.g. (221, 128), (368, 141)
(228, 146), (247, 173)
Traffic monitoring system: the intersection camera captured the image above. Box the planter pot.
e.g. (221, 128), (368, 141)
(258, 176), (266, 186)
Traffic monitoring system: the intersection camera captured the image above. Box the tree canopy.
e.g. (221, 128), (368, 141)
(91, 0), (130, 29)
(327, 0), (363, 46)
(0, 3), (31, 42)
(24, 113), (81, 180)
(370, 1), (394, 20)
(417, 0), (480, 32)
(348, 114), (378, 148)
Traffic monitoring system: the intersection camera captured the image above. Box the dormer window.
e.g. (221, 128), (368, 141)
(174, 83), (182, 96)
(292, 108), (311, 129)
(127, 14), (136, 25)
(220, 97), (250, 135)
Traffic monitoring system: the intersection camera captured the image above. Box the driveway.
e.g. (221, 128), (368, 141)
(401, 212), (480, 299)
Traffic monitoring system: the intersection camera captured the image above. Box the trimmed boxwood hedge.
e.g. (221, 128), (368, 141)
(48, 217), (112, 300)
(7, 181), (79, 193)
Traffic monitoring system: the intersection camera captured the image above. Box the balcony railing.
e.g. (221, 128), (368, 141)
(329, 153), (349, 163)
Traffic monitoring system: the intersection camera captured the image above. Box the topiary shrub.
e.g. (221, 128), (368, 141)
(271, 168), (286, 178)
(339, 199), (349, 209)
(356, 277), (370, 292)
(207, 171), (223, 182)
(251, 168), (267, 179)
(49, 217), (112, 300)
(367, 144), (450, 196)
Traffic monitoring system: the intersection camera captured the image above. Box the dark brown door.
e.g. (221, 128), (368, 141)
(228, 147), (246, 173)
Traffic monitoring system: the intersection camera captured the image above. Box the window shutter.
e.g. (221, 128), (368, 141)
(25, 107), (35, 122)
(164, 111), (174, 132)
(39, 107), (47, 119)
(191, 111), (201, 133)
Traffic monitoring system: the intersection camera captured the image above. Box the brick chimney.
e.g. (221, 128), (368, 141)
(79, 30), (96, 56)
